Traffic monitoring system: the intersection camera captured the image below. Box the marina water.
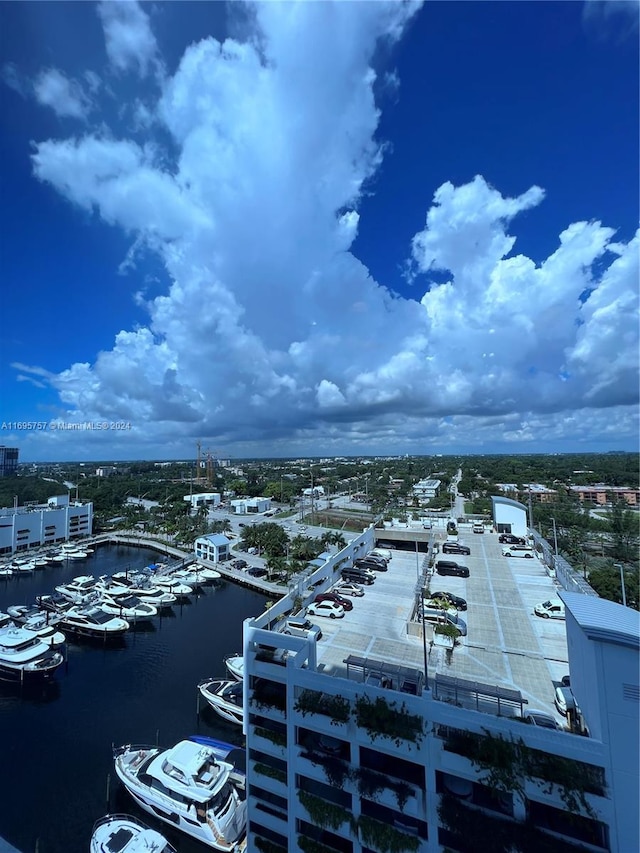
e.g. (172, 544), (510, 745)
(0, 544), (267, 853)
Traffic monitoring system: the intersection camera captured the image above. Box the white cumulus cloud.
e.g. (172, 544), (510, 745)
(97, 0), (161, 78)
(24, 0), (639, 456)
(33, 68), (93, 119)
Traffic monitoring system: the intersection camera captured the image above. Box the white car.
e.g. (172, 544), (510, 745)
(307, 600), (345, 619)
(534, 599), (565, 619)
(335, 581), (365, 597)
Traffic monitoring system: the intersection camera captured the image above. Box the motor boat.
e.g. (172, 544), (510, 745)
(64, 550), (89, 560)
(0, 624), (64, 682)
(58, 605), (129, 640)
(109, 574), (177, 607)
(173, 566), (221, 585)
(90, 813), (178, 853)
(99, 594), (158, 621)
(37, 592), (74, 613)
(198, 679), (244, 726)
(48, 553), (66, 564)
(3, 607), (66, 648)
(33, 557), (49, 569)
(224, 654), (244, 681)
(153, 577), (193, 598)
(113, 739), (246, 850)
(55, 575), (99, 603)
(0, 566), (14, 578)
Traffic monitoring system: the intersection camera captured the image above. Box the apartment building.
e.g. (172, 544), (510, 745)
(0, 494), (93, 555)
(569, 485), (640, 506)
(242, 529), (638, 853)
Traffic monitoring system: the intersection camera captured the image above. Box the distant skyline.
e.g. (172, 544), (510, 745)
(1, 0), (638, 462)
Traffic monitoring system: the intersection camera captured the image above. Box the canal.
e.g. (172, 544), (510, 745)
(0, 544), (269, 853)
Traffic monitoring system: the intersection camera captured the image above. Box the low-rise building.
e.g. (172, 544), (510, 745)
(0, 494), (93, 555)
(183, 492), (222, 510)
(570, 485), (640, 506)
(194, 533), (231, 563)
(230, 497), (271, 514)
(412, 479), (442, 503)
(491, 495), (528, 537)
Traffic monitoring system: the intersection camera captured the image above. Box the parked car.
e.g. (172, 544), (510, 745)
(523, 710), (560, 730)
(499, 534), (525, 545)
(442, 542), (471, 556)
(554, 686), (575, 716)
(341, 567), (375, 585)
(502, 545), (534, 558)
(247, 566), (267, 578)
(472, 523), (485, 534)
(376, 541), (396, 550)
(435, 560), (470, 578)
(283, 617), (322, 640)
(429, 591), (467, 611)
(419, 607), (467, 637)
(534, 599), (565, 619)
(314, 592), (353, 611)
(364, 552), (388, 567)
(370, 548), (392, 561)
(354, 558), (387, 572)
(307, 600), (345, 619)
(232, 559), (247, 569)
(423, 598), (458, 618)
(335, 580), (365, 597)
(298, 525), (308, 531)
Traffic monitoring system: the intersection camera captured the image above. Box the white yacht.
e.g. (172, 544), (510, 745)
(33, 557), (49, 569)
(113, 739), (247, 851)
(173, 566), (221, 585)
(0, 624), (64, 682)
(3, 608), (66, 648)
(153, 577), (193, 598)
(198, 679), (244, 726)
(0, 566), (14, 577)
(224, 654), (244, 681)
(90, 813), (177, 853)
(59, 606), (129, 640)
(109, 574), (177, 607)
(55, 575), (99, 603)
(99, 594), (158, 621)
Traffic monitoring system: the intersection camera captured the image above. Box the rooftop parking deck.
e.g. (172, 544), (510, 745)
(309, 533), (569, 720)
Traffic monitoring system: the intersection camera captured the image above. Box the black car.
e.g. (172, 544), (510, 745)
(232, 559), (248, 569)
(341, 567), (375, 585)
(499, 534), (525, 545)
(442, 542), (471, 556)
(247, 566), (267, 578)
(354, 558), (387, 572)
(429, 591), (467, 611)
(435, 560), (470, 578)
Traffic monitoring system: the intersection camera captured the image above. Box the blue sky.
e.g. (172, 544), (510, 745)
(0, 0), (638, 462)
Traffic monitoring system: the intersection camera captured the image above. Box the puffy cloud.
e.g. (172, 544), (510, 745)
(97, 0), (160, 78)
(24, 0), (638, 456)
(33, 68), (93, 119)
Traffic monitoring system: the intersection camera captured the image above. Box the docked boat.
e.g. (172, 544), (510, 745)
(113, 739), (246, 851)
(173, 566), (221, 585)
(64, 549), (89, 560)
(37, 592), (74, 613)
(90, 813), (177, 853)
(33, 557), (49, 569)
(55, 575), (99, 603)
(58, 605), (129, 640)
(153, 577), (193, 598)
(0, 566), (14, 578)
(224, 654), (244, 681)
(3, 607), (66, 648)
(99, 594), (158, 621)
(0, 624), (64, 682)
(198, 678), (244, 726)
(108, 574), (177, 607)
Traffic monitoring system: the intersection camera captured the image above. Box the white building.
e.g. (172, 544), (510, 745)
(412, 479), (442, 503)
(0, 494), (93, 556)
(491, 495), (528, 537)
(241, 528), (634, 853)
(194, 533), (231, 563)
(230, 497), (271, 515)
(183, 492), (222, 510)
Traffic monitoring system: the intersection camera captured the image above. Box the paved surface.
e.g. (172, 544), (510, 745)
(312, 532), (568, 720)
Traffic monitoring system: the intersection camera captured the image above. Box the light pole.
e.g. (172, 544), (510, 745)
(549, 517), (559, 564)
(613, 563), (627, 607)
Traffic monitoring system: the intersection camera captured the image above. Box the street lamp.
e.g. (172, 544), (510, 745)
(613, 563), (627, 607)
(549, 517), (559, 564)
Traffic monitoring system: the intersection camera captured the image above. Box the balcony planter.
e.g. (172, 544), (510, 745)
(294, 689), (351, 725)
(254, 725), (287, 749)
(357, 815), (420, 853)
(254, 761), (287, 786)
(354, 695), (424, 747)
(297, 836), (341, 853)
(300, 751), (351, 790)
(298, 790), (355, 832)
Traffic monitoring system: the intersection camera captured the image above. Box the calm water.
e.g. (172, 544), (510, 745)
(0, 544), (268, 853)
